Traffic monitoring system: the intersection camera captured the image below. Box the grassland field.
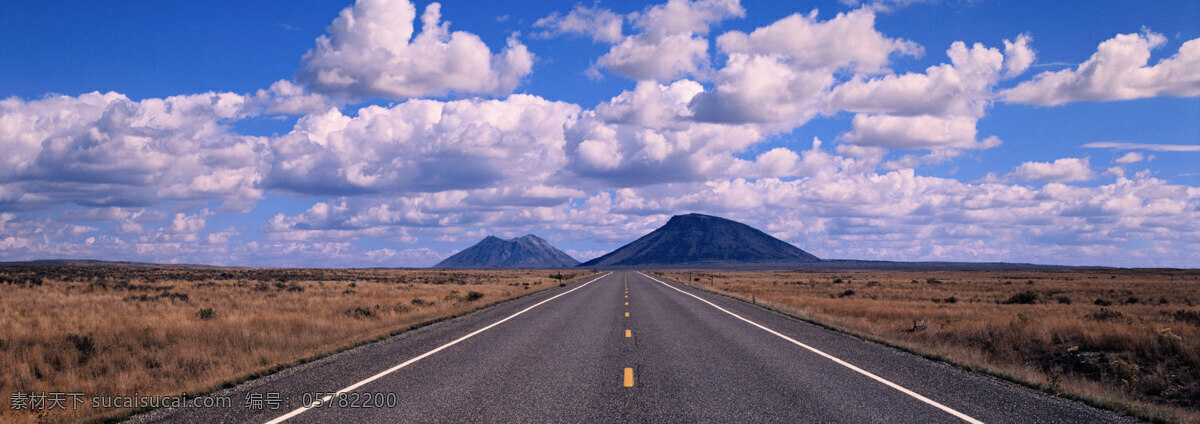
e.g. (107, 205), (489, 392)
(0, 266), (596, 424)
(655, 269), (1200, 423)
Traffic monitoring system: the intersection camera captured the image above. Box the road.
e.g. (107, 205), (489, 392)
(131, 271), (1134, 423)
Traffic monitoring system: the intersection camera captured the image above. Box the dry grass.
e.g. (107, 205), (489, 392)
(0, 267), (596, 423)
(656, 269), (1200, 423)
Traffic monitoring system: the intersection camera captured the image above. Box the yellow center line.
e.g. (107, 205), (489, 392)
(625, 329), (631, 338)
(625, 312), (629, 317)
(623, 367), (634, 387)
(625, 302), (629, 306)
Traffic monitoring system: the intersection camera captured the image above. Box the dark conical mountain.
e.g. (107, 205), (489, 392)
(434, 234), (579, 269)
(579, 213), (820, 268)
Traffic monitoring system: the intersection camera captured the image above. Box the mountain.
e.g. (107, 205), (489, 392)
(434, 235), (580, 269)
(579, 213), (820, 268)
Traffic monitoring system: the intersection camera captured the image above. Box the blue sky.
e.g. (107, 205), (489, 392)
(1, 0), (1198, 267)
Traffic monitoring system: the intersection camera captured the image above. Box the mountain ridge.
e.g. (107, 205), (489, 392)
(434, 234), (579, 269)
(579, 213), (820, 268)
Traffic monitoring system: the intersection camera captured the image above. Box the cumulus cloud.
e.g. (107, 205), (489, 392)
(1002, 32), (1200, 106)
(830, 37), (1036, 152)
(266, 94), (580, 195)
(690, 8), (917, 129)
(0, 91), (266, 211)
(716, 8), (920, 74)
(249, 80), (332, 116)
(1003, 33), (1036, 78)
(1010, 157), (1096, 183)
(569, 155), (1198, 266)
(565, 80), (768, 185)
(534, 4), (624, 43)
(591, 0), (744, 81)
(689, 53), (833, 127)
(298, 0), (533, 99)
(842, 114), (1002, 150)
(831, 40), (1006, 117)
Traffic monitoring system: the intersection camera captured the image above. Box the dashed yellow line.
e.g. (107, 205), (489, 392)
(625, 302), (629, 306)
(625, 312), (629, 317)
(623, 367), (634, 387)
(625, 329), (631, 338)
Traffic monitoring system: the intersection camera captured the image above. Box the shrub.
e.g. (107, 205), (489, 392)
(1089, 308), (1123, 321)
(392, 304), (414, 313)
(1171, 309), (1200, 325)
(465, 291), (485, 302)
(1094, 298), (1112, 306)
(348, 306), (372, 319)
(66, 333), (96, 364)
(1110, 359), (1139, 383)
(837, 289), (856, 298)
(196, 308), (217, 320)
(161, 292), (189, 301)
(1156, 328), (1182, 349)
(1056, 296), (1072, 305)
(1000, 291), (1038, 305)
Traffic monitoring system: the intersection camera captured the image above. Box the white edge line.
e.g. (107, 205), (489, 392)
(638, 272), (984, 424)
(264, 272), (612, 424)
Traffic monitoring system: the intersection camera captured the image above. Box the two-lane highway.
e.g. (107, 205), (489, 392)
(132, 271), (1134, 423)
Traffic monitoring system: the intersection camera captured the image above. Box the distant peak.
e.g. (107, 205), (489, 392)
(433, 232), (579, 268)
(673, 213), (717, 219)
(667, 213), (725, 224)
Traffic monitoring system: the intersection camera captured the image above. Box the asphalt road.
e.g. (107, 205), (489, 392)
(130, 271), (1135, 423)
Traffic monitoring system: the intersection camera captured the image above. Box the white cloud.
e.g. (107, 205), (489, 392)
(166, 209), (212, 235)
(534, 4), (624, 43)
(565, 80), (768, 184)
(1083, 141), (1200, 152)
(1003, 33), (1036, 78)
(592, 0), (744, 81)
(632, 0), (744, 36)
(842, 114), (1001, 150)
(0, 91), (266, 210)
(689, 53), (833, 127)
(1002, 32), (1200, 105)
(266, 94), (580, 195)
(689, 7), (923, 130)
(566, 158), (1199, 266)
(595, 33), (712, 82)
(1010, 157), (1096, 183)
(830, 40), (1005, 117)
(249, 80), (332, 116)
(298, 0), (533, 99)
(881, 149), (963, 170)
(829, 37), (1037, 153)
(1114, 151), (1145, 164)
(716, 8), (920, 75)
